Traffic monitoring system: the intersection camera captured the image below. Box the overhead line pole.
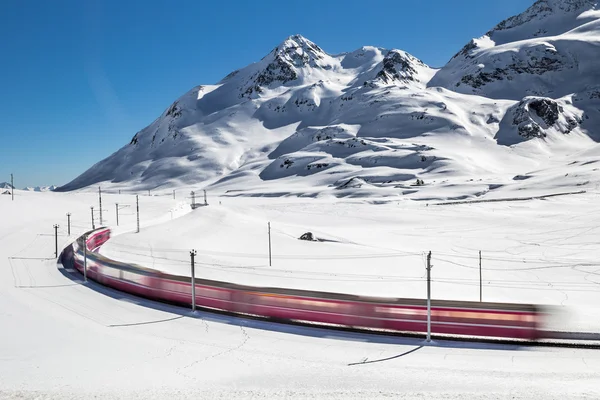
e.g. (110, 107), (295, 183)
(479, 250), (482, 302)
(83, 234), (88, 282)
(91, 206), (95, 230)
(98, 186), (103, 225)
(190, 250), (197, 312)
(66, 213), (71, 236)
(268, 222), (272, 267)
(426, 251), (432, 343)
(136, 195), (140, 233)
(10, 173), (14, 201)
(53, 224), (59, 257)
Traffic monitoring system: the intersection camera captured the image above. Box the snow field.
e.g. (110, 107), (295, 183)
(2, 191), (600, 398)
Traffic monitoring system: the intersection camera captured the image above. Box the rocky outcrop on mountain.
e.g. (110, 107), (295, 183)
(374, 50), (422, 84)
(496, 96), (584, 145)
(233, 35), (334, 98)
(457, 46), (566, 90)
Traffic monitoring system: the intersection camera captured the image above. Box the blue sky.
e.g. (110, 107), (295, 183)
(1, 0), (532, 187)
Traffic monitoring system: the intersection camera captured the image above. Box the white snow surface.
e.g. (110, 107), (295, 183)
(59, 1), (600, 198)
(2, 189), (600, 398)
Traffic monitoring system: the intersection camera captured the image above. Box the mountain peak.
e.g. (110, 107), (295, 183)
(234, 34), (335, 98)
(490, 0), (597, 34)
(280, 34), (320, 49)
(268, 34), (328, 67)
(374, 50), (427, 84)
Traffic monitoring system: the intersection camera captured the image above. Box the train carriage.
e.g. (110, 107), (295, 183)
(62, 228), (544, 341)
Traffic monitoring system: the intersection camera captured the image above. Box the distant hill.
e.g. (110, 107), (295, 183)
(22, 186), (57, 192)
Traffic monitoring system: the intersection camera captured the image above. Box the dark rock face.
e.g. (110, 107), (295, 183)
(510, 97), (580, 140)
(458, 55), (564, 89)
(517, 123), (546, 139)
(512, 98), (558, 139)
(243, 57), (298, 97)
(490, 1), (553, 33)
(165, 101), (182, 118)
(375, 50), (420, 84)
(452, 39), (478, 60)
(241, 35), (328, 98)
(335, 177), (366, 189)
(529, 98), (560, 125)
(280, 159), (294, 168)
(299, 232), (317, 241)
(306, 163), (329, 170)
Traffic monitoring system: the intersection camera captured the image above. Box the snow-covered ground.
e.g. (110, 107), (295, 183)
(2, 190), (600, 399)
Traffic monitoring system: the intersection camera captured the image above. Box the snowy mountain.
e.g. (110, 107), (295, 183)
(430, 0), (600, 100)
(22, 186), (57, 192)
(59, 1), (600, 199)
(0, 182), (14, 189)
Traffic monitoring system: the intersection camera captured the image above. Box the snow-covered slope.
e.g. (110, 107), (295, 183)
(430, 0), (600, 100)
(60, 2), (600, 199)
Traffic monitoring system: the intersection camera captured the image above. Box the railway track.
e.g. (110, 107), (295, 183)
(59, 228), (600, 350)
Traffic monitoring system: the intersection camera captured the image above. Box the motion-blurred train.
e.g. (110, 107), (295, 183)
(63, 228), (544, 340)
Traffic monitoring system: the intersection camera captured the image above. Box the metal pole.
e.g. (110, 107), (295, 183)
(203, 190), (207, 205)
(98, 186), (103, 225)
(66, 213), (71, 236)
(91, 206), (95, 230)
(190, 250), (197, 312)
(268, 222), (272, 267)
(191, 191), (195, 208)
(136, 195), (140, 233)
(83, 234), (88, 282)
(53, 224), (59, 257)
(115, 203), (119, 226)
(148, 190), (150, 196)
(479, 250), (482, 302)
(173, 190), (175, 200)
(10, 173), (14, 201)
(426, 251), (432, 342)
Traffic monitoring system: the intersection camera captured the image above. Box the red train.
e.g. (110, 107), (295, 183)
(68, 228), (544, 340)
